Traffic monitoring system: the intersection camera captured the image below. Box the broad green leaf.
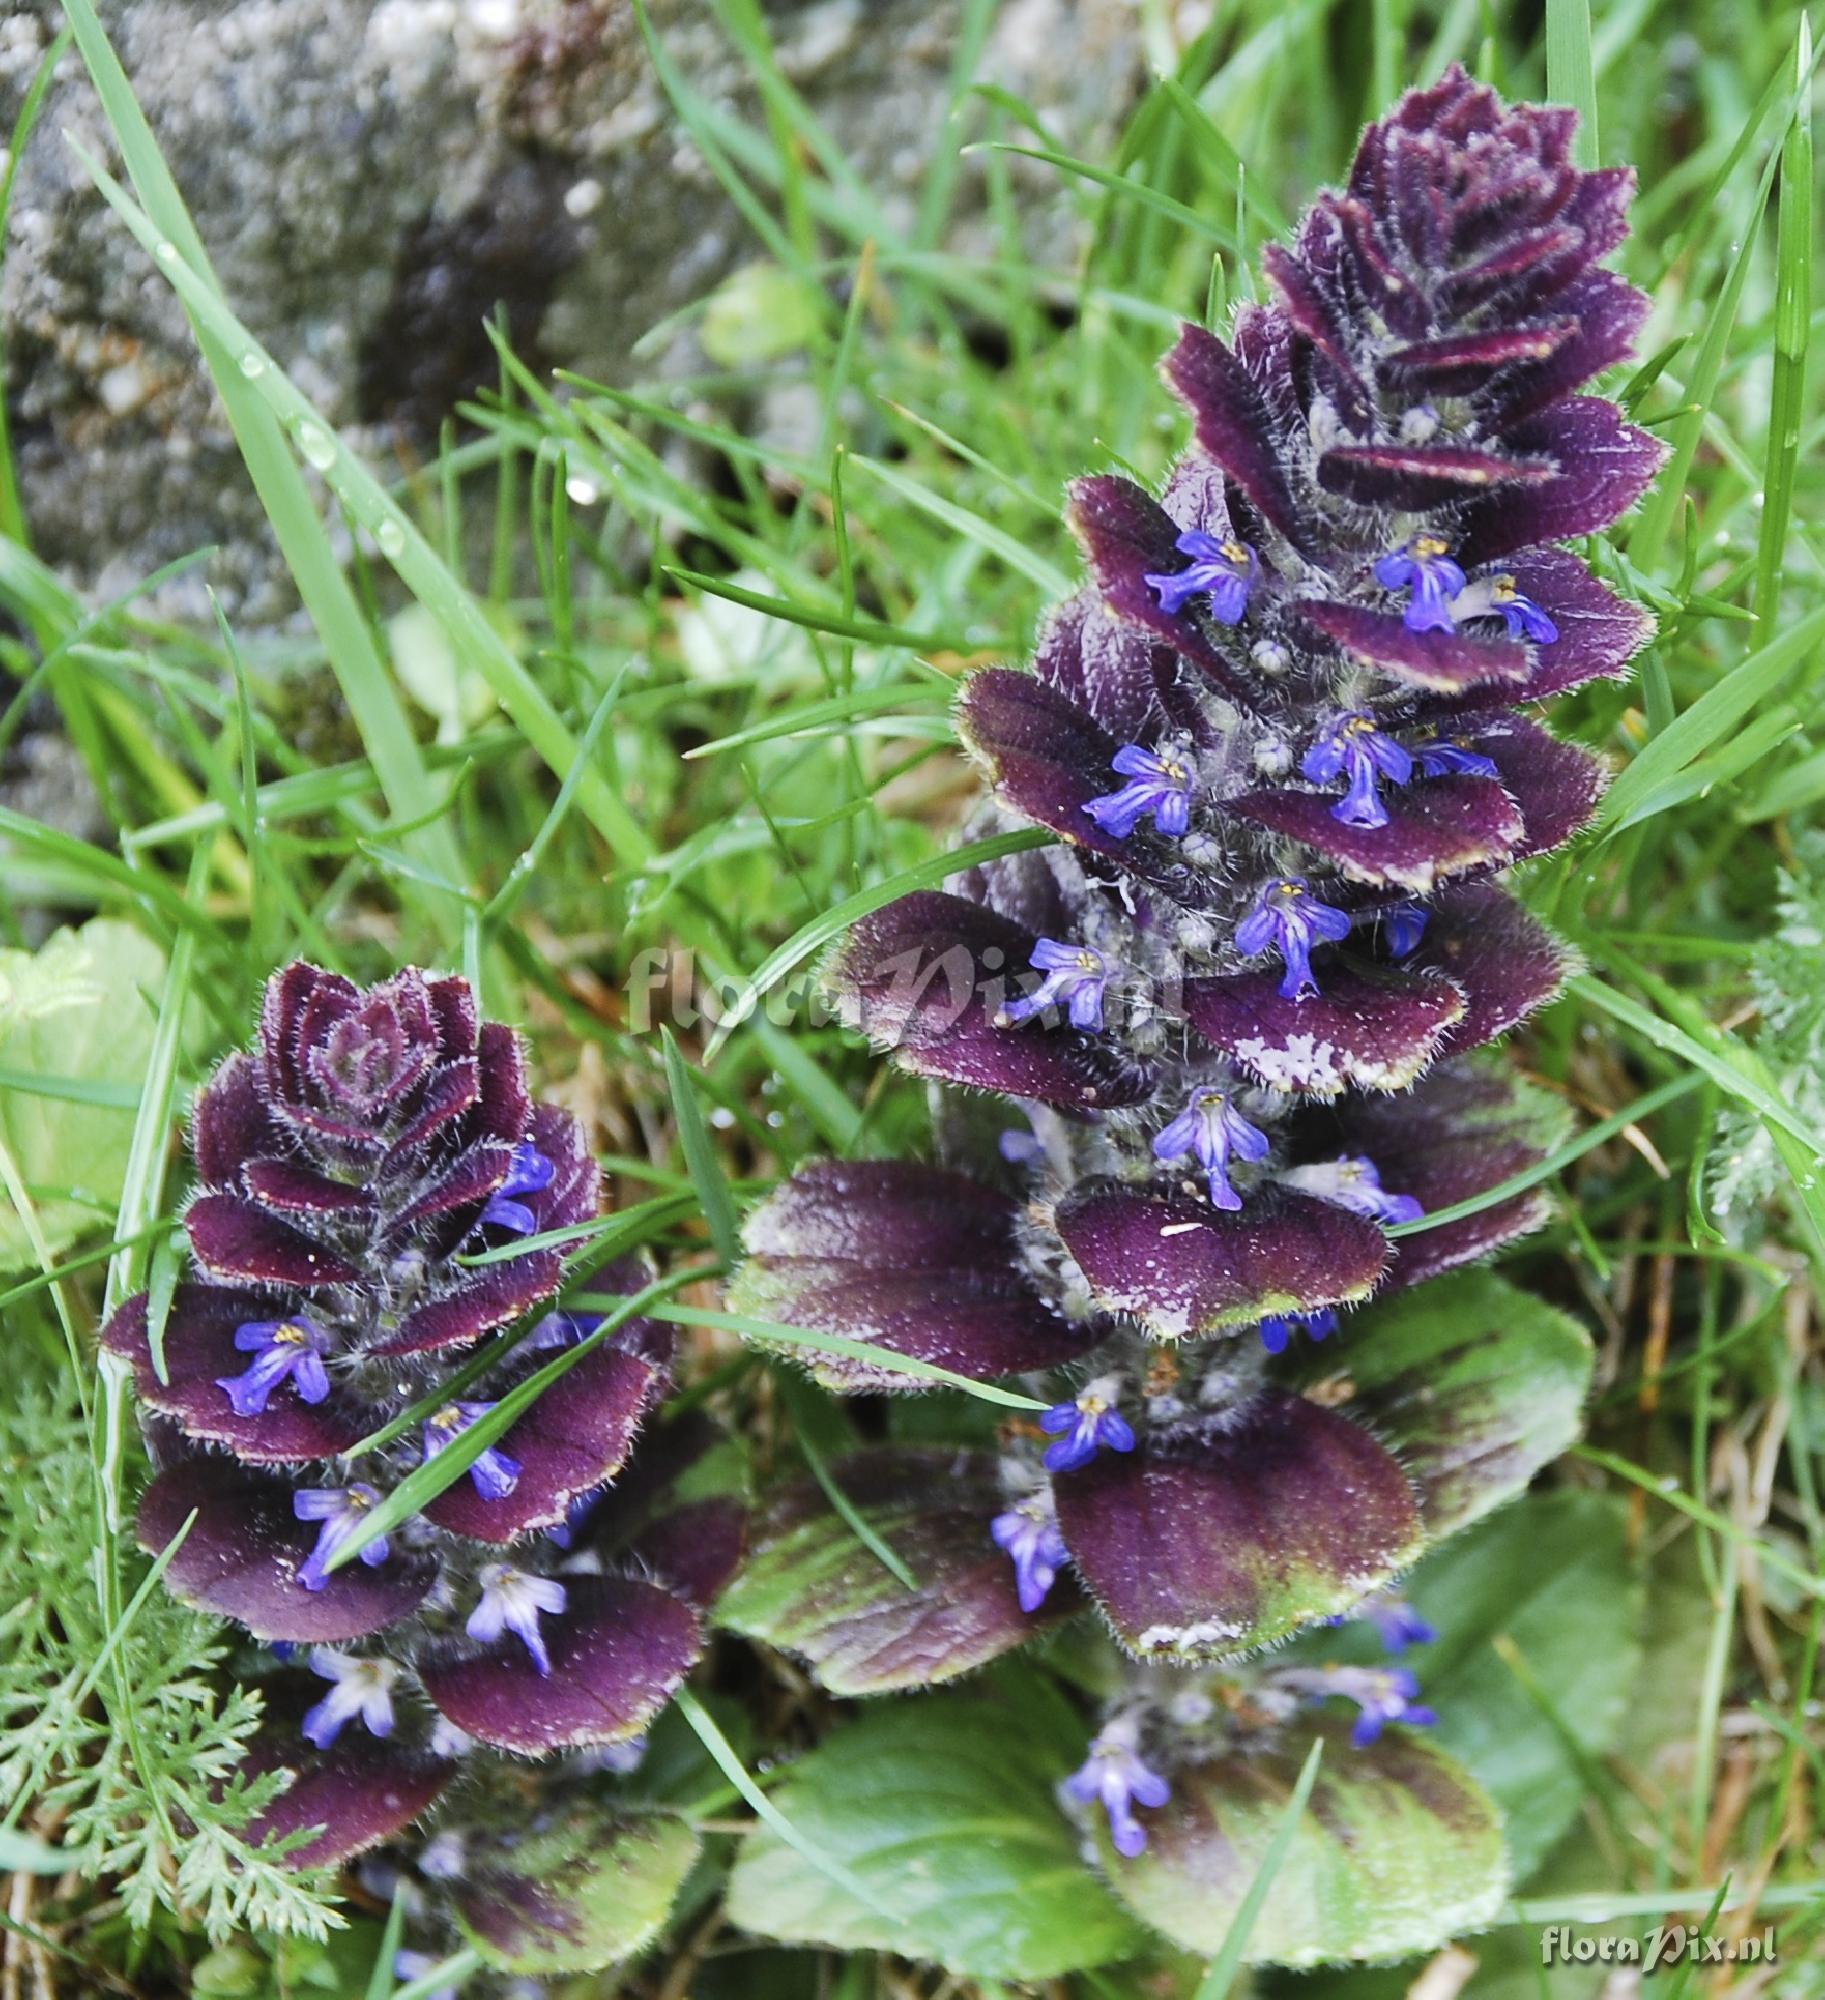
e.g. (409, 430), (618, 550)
(0, 919), (173, 1271)
(725, 1690), (1147, 1979)
(1285, 1270), (1594, 1540)
(1105, 1718), (1506, 1967)
(714, 1446), (1064, 1693)
(1403, 1491), (1645, 1877)
(456, 1806), (699, 1976)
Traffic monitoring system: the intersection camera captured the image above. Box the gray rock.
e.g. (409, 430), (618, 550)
(1, 0), (1145, 623)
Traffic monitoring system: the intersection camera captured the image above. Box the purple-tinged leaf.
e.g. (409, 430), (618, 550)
(378, 1057), (480, 1166)
(715, 1448), (1071, 1694)
(1406, 883), (1569, 1055)
(372, 1250), (565, 1355)
(423, 1342), (667, 1542)
(1278, 1269), (1591, 1540)
(1032, 590), (1172, 743)
(102, 1285), (362, 1463)
(1260, 244), (1373, 425)
(1162, 325), (1311, 554)
(1294, 600), (1528, 693)
(425, 973), (480, 1059)
(1054, 1392), (1422, 1658)
(184, 1195), (358, 1288)
(137, 1458), (435, 1641)
(829, 892), (1155, 1112)
(190, 1053), (282, 1188)
(475, 1021), (533, 1145)
(1185, 961), (1465, 1096)
(1103, 1717), (1505, 1963)
(240, 1158), (374, 1216)
(1225, 779), (1523, 892)
(1319, 1061), (1571, 1289)
(457, 1807), (700, 1976)
(420, 1575), (700, 1753)
(386, 1139), (515, 1236)
(1460, 397), (1667, 560)
(1052, 1179), (1387, 1338)
(957, 672), (1202, 891)
(1317, 441), (1552, 510)
(1381, 320), (1577, 392)
(732, 1160), (1100, 1389)
(1490, 272), (1650, 421)
(244, 1715), (453, 1870)
(1468, 713), (1608, 857)
(1066, 476), (1250, 693)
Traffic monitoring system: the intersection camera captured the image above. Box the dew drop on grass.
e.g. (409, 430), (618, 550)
(376, 518), (406, 559)
(154, 240), (180, 266)
(294, 419), (337, 471)
(239, 353), (266, 380)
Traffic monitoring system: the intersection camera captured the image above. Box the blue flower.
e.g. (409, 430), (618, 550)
(991, 1493), (1070, 1612)
(1064, 1717), (1171, 1858)
(1456, 571), (1559, 643)
(1301, 712), (1415, 829)
(479, 1141), (555, 1236)
(1414, 732), (1501, 780)
(1280, 1664), (1438, 1747)
(998, 1117), (1047, 1168)
(294, 1483), (389, 1591)
(1000, 938), (1114, 1033)
(1257, 1307), (1339, 1354)
(1381, 900), (1429, 958)
(1234, 876), (1353, 1000)
(1282, 1154), (1424, 1226)
(393, 1951), (459, 2000)
(467, 1563), (568, 1676)
(1040, 1381), (1138, 1472)
(1083, 743), (1195, 840)
(215, 1316), (333, 1417)
(543, 1487), (602, 1548)
(1144, 528), (1259, 624)
(421, 1400), (523, 1502)
(1363, 1595), (1438, 1653)
(1375, 534), (1466, 633)
(301, 1648), (399, 1748)
(1152, 1086), (1271, 1211)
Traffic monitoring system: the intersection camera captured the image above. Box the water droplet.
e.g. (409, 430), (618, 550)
(154, 240), (180, 266)
(239, 352), (266, 380)
(294, 419), (337, 472)
(376, 518), (406, 559)
(564, 474), (600, 506)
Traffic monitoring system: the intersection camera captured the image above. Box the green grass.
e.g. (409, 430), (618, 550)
(2, 0), (1822, 1993)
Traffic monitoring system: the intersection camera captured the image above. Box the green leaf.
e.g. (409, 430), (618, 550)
(1404, 1491), (1645, 1878)
(1288, 1270), (1594, 1541)
(725, 1689), (1147, 1979)
(714, 1446), (1063, 1693)
(0, 920), (173, 1271)
(456, 1806), (700, 1976)
(1104, 1718), (1506, 1967)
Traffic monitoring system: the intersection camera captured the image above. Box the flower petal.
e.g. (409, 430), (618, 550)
(1052, 1178), (1387, 1339)
(138, 1457), (436, 1642)
(732, 1160), (1101, 1388)
(829, 891), (1156, 1111)
(101, 1285), (361, 1462)
(420, 1575), (700, 1753)
(1185, 962), (1465, 1096)
(1054, 1392), (1423, 1658)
